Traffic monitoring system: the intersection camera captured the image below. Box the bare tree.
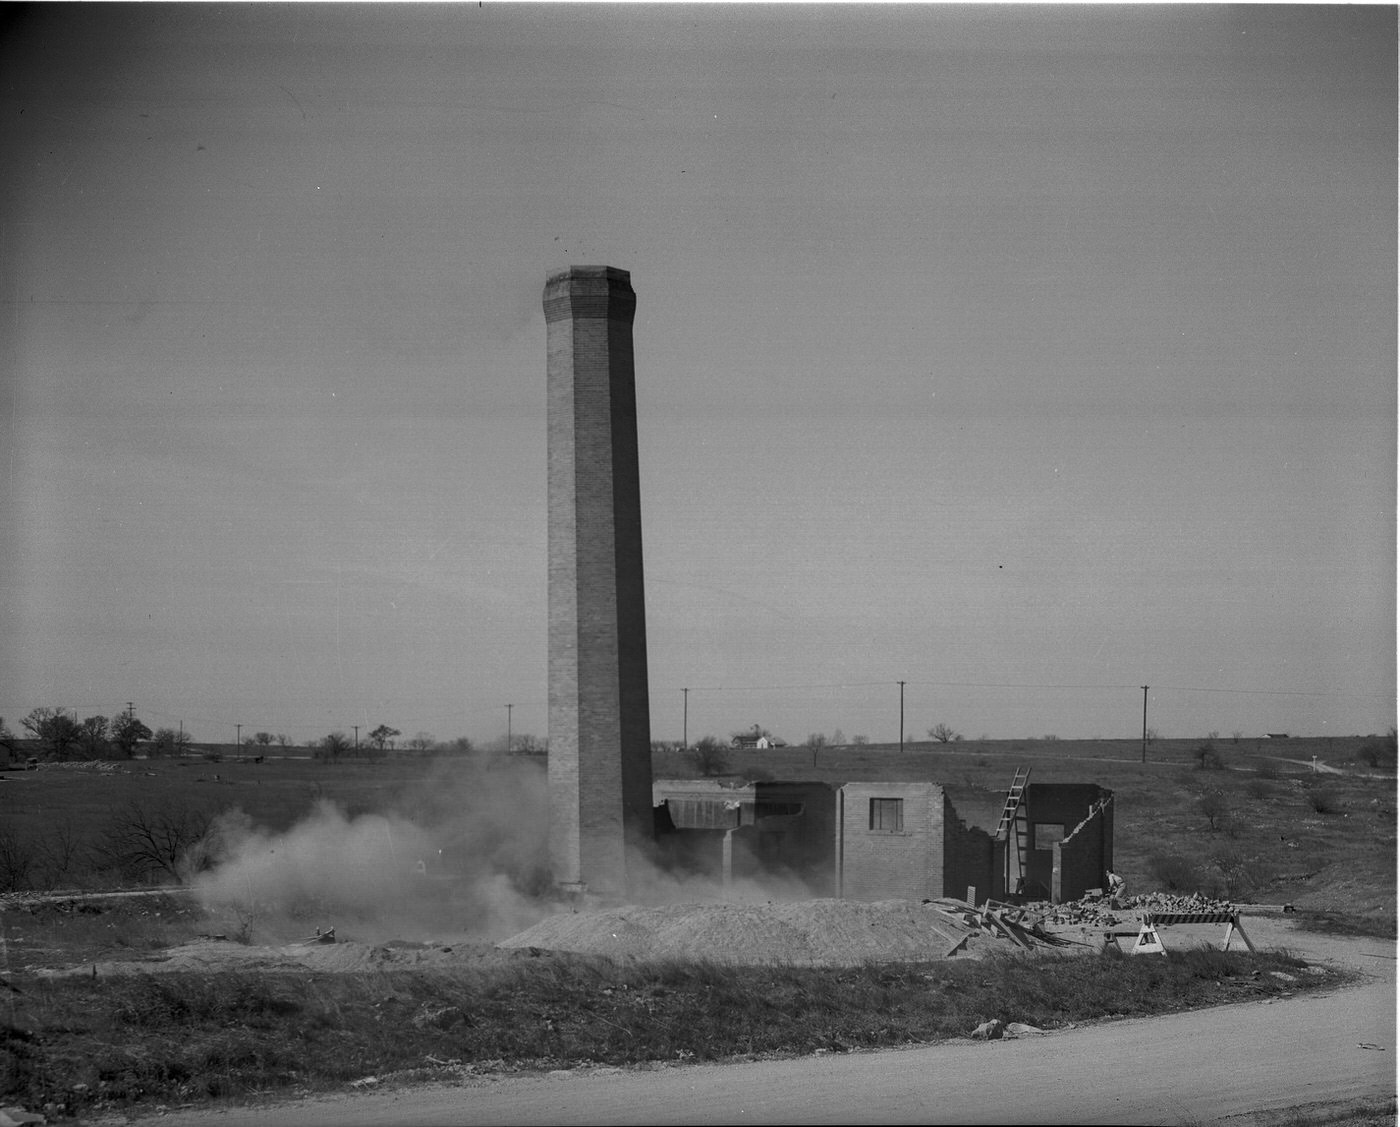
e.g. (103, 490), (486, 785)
(0, 825), (40, 891)
(151, 727), (194, 758)
(109, 712), (152, 757)
(317, 731), (352, 761)
(38, 818), (85, 889)
(0, 717), (15, 764)
(407, 732), (436, 754)
(23, 707), (82, 759)
(93, 801), (212, 884)
(76, 715), (111, 758)
(928, 723), (960, 743)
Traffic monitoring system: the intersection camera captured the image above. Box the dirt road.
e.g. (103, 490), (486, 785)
(124, 921), (1394, 1127)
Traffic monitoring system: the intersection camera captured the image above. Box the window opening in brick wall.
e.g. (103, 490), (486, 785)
(869, 797), (904, 832)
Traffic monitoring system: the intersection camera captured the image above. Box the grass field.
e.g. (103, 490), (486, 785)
(0, 736), (1392, 1120)
(2, 734), (1394, 926)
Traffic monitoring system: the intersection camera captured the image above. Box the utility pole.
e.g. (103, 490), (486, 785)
(506, 704), (512, 754)
(235, 723), (241, 750)
(126, 702), (135, 720)
(682, 688), (688, 749)
(353, 725), (359, 753)
(1141, 686), (1149, 764)
(898, 681), (906, 753)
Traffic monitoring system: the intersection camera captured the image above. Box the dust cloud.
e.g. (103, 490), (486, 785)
(191, 754), (553, 943)
(190, 753), (823, 947)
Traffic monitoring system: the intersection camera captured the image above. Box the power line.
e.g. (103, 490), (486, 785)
(676, 679), (1381, 698)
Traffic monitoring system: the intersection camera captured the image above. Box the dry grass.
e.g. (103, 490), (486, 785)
(0, 937), (1344, 1119)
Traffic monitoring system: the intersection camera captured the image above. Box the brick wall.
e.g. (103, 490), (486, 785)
(837, 782), (944, 900)
(1052, 794), (1114, 903)
(1025, 783), (1110, 901)
(941, 794), (994, 905)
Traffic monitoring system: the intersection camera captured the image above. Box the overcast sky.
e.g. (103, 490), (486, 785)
(2, 3), (1394, 749)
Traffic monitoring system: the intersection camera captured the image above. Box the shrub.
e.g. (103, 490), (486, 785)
(689, 737), (729, 777)
(1244, 777), (1275, 800)
(1194, 742), (1223, 770)
(1149, 853), (1201, 891)
(1304, 784), (1343, 815)
(1207, 845), (1271, 901)
(1356, 730), (1397, 769)
(1198, 790), (1229, 831)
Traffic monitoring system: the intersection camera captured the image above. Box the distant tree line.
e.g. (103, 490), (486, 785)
(3, 707), (156, 762)
(0, 708), (523, 766)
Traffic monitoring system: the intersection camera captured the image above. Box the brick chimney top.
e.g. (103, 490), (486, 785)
(543, 266), (635, 323)
(545, 265), (630, 286)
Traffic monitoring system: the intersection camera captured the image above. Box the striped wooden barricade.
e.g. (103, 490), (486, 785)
(1127, 910), (1255, 955)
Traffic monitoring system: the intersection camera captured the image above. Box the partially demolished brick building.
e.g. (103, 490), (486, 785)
(653, 775), (1114, 905)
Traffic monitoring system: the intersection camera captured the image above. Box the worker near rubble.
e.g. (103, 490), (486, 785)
(1107, 871), (1125, 900)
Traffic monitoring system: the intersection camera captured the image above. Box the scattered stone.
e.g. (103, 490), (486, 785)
(968, 1019), (1004, 1040)
(349, 1076), (380, 1089)
(1004, 1022), (1047, 1036)
(412, 1005), (466, 1030)
(0, 1109), (46, 1127)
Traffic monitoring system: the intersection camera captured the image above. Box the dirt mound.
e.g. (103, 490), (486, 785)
(497, 898), (989, 966)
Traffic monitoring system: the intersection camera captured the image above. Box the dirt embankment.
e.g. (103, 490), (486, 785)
(498, 898), (988, 965)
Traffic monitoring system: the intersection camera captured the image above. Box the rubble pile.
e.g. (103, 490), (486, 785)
(1123, 891), (1238, 916)
(1030, 898), (1124, 927)
(1019, 890), (1239, 930)
(923, 898), (1074, 951)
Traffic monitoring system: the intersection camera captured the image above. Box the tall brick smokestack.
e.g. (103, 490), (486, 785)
(544, 265), (653, 898)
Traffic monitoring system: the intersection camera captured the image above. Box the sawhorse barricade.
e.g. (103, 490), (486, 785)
(1102, 910), (1256, 956)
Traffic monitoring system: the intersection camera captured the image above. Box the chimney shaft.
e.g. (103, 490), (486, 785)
(544, 266), (653, 898)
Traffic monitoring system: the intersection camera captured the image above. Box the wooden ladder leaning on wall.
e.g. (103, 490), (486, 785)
(994, 766), (1031, 897)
